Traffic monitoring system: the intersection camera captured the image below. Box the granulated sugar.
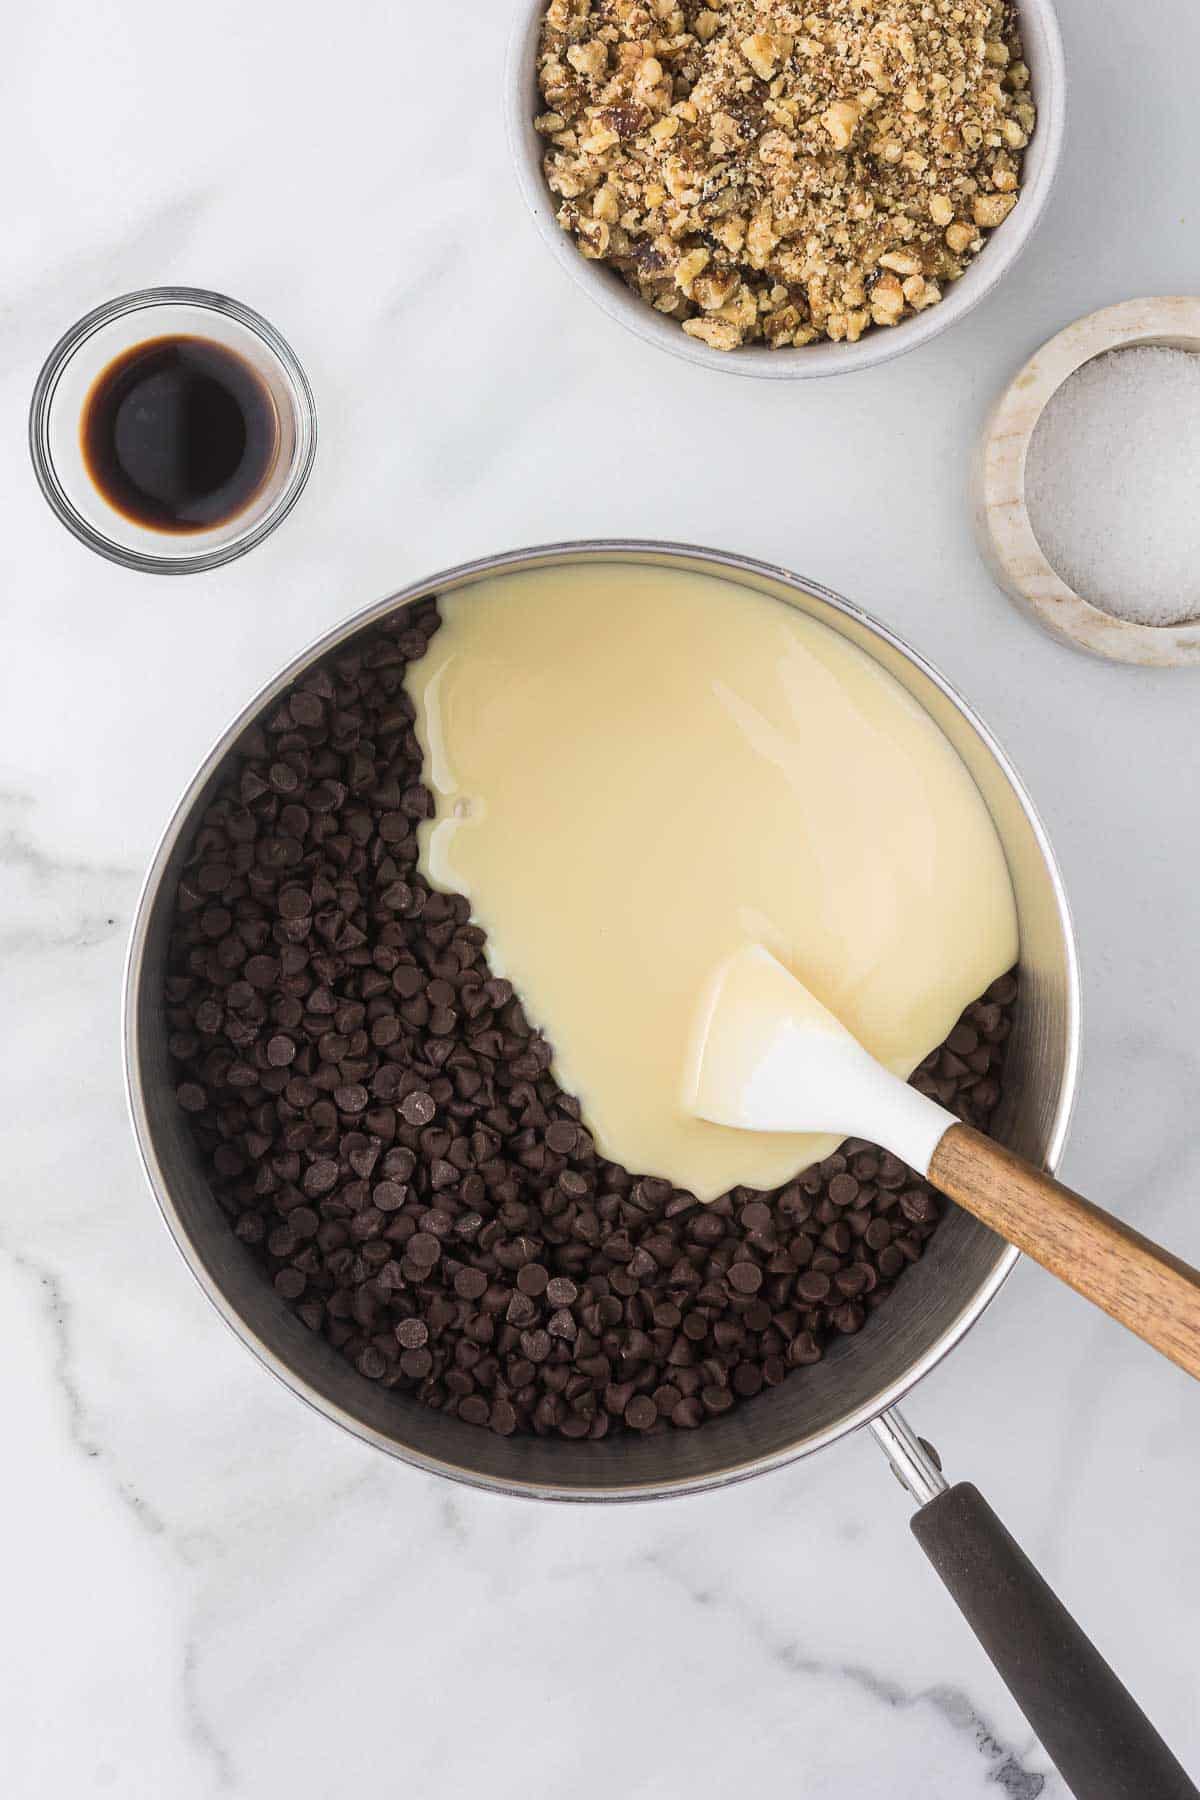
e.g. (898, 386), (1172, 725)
(1025, 346), (1200, 628)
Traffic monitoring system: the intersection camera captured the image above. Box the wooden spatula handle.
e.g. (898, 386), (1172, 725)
(929, 1124), (1200, 1381)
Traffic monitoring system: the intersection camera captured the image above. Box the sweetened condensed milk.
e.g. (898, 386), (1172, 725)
(406, 564), (1017, 1201)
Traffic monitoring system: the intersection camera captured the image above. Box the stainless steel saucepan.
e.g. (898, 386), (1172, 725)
(123, 542), (1196, 1800)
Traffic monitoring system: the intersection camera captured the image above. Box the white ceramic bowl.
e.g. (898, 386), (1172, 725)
(505, 0), (1066, 380)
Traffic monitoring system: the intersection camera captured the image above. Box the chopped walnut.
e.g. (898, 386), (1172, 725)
(535, 0), (1034, 351)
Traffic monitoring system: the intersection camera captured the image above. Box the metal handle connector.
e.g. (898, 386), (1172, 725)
(869, 1406), (948, 1508)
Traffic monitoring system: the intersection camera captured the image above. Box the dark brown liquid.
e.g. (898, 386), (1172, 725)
(81, 335), (279, 533)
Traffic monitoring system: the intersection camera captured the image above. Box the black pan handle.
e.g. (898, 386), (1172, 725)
(911, 1481), (1196, 1800)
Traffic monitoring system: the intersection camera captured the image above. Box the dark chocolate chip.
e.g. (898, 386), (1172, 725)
(727, 1261), (763, 1295)
(454, 1267), (488, 1301)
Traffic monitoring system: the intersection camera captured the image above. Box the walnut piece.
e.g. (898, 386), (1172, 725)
(535, 0), (1035, 351)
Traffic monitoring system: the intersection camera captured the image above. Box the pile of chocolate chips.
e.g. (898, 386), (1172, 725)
(164, 602), (1018, 1439)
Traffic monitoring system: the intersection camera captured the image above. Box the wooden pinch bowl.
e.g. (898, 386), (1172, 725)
(974, 296), (1200, 668)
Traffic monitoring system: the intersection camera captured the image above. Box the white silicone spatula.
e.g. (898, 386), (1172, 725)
(687, 945), (1200, 1381)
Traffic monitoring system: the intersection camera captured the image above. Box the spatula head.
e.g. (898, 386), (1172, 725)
(685, 945), (870, 1135)
(684, 945), (952, 1175)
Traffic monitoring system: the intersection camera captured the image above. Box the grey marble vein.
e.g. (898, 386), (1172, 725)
(4, 1244), (169, 1540)
(182, 1636), (237, 1794)
(0, 913), (126, 955)
(439, 1491), (470, 1547)
(644, 1546), (1055, 1794)
(0, 793), (139, 956)
(4, 1240), (241, 1794)
(0, 189), (211, 370)
(0, 793), (138, 884)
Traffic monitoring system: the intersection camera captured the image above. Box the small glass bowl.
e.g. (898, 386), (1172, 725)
(29, 287), (317, 574)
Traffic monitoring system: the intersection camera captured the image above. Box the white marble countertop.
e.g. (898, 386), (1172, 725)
(4, 1), (1199, 1794)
